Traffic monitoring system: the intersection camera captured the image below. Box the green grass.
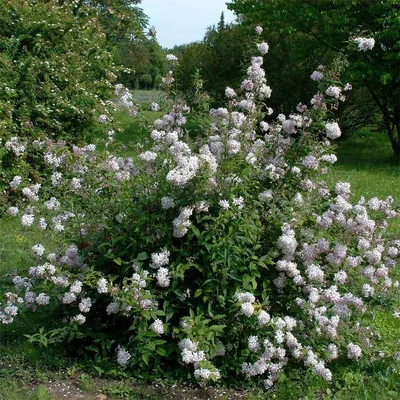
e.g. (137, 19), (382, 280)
(328, 128), (400, 200)
(0, 218), (61, 277)
(131, 89), (164, 103)
(114, 109), (164, 147)
(0, 380), (53, 400)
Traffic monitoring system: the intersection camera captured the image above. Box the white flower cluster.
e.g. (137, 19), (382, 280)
(353, 37), (375, 51)
(7, 206), (19, 216)
(97, 278), (108, 294)
(150, 319), (164, 335)
(156, 267), (170, 287)
(257, 42), (269, 55)
(5, 137), (26, 156)
(277, 224), (297, 259)
(150, 249), (170, 269)
(31, 244), (45, 258)
(166, 155), (200, 187)
(9, 176), (22, 190)
(310, 70), (324, 81)
(161, 196), (175, 210)
(347, 343), (362, 360)
(325, 122), (341, 139)
(193, 368), (221, 381)
(22, 184), (41, 202)
(235, 292), (256, 317)
(325, 86), (342, 99)
(116, 346), (131, 366)
(166, 54), (178, 62)
(172, 207), (193, 238)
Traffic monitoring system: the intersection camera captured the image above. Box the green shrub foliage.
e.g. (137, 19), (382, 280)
(0, 0), (121, 203)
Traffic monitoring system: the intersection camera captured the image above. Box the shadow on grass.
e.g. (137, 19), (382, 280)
(335, 130), (398, 172)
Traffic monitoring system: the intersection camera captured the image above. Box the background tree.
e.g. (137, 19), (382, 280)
(174, 42), (207, 97)
(175, 23), (252, 106)
(0, 0), (130, 200)
(115, 36), (167, 89)
(73, 0), (148, 43)
(0, 0), (117, 143)
(217, 12), (226, 32)
(228, 0), (400, 160)
(174, 21), (326, 113)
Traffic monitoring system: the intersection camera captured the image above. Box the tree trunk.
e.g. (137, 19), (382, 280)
(394, 125), (400, 164)
(394, 102), (400, 164)
(384, 123), (399, 164)
(367, 86), (400, 163)
(389, 133), (399, 163)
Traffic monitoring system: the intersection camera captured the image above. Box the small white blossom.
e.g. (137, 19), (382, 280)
(257, 42), (269, 55)
(150, 319), (164, 335)
(31, 244), (45, 258)
(151, 102), (160, 112)
(116, 346), (131, 366)
(353, 37), (375, 51)
(325, 122), (341, 139)
(97, 278), (109, 294)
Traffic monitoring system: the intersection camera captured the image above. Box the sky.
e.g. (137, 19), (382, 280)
(139, 0), (237, 49)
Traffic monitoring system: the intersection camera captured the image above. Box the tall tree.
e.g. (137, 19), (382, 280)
(218, 12), (226, 32)
(175, 23), (253, 106)
(115, 36), (167, 89)
(74, 0), (148, 43)
(0, 0), (117, 142)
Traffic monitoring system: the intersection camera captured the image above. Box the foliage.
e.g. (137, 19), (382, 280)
(175, 21), (331, 120)
(175, 23), (252, 106)
(115, 37), (167, 89)
(0, 0), (118, 141)
(228, 0), (400, 160)
(77, 0), (148, 44)
(1, 40), (400, 392)
(0, 0), (139, 207)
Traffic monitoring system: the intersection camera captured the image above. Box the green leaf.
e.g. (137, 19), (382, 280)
(153, 340), (167, 345)
(156, 347), (167, 356)
(141, 353), (149, 365)
(190, 225), (201, 238)
(93, 366), (104, 377)
(113, 257), (122, 265)
(137, 252), (148, 261)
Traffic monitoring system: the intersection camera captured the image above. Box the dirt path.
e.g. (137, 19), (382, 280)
(44, 379), (254, 400)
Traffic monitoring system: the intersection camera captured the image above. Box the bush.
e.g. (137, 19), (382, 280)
(0, 0), (120, 204)
(1, 41), (399, 389)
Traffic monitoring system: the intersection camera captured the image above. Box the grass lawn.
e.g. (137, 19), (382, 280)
(329, 128), (400, 201)
(0, 124), (399, 399)
(131, 89), (164, 103)
(114, 109), (165, 148)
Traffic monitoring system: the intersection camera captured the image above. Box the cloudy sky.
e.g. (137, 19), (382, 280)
(140, 0), (237, 48)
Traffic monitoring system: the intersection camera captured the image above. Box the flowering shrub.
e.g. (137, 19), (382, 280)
(0, 0), (125, 207)
(1, 40), (399, 389)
